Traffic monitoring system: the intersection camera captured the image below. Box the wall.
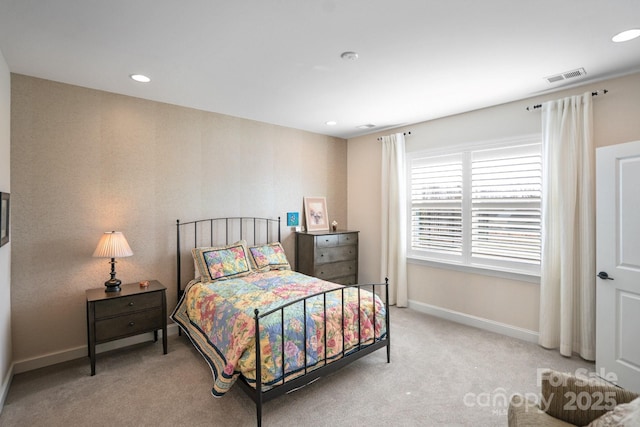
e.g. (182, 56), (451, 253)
(10, 74), (348, 370)
(348, 71), (640, 338)
(0, 49), (12, 409)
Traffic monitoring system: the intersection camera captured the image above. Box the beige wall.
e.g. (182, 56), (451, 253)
(10, 74), (348, 367)
(0, 50), (12, 407)
(348, 71), (640, 333)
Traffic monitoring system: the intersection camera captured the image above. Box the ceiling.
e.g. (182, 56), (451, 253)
(1, 1), (639, 139)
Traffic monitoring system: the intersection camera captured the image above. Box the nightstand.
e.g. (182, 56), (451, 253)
(86, 280), (167, 375)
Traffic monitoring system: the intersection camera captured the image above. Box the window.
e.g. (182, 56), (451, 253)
(409, 136), (541, 275)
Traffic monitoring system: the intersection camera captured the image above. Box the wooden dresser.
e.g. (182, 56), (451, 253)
(295, 230), (359, 285)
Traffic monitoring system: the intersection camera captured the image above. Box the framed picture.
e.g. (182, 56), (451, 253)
(286, 212), (299, 227)
(304, 197), (329, 231)
(1, 192), (9, 247)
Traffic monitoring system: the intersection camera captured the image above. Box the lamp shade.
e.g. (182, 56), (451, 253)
(93, 231), (133, 258)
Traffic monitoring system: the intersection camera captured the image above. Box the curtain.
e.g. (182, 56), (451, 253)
(538, 92), (596, 360)
(381, 133), (408, 307)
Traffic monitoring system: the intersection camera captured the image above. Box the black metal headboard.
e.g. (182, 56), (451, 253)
(175, 217), (281, 300)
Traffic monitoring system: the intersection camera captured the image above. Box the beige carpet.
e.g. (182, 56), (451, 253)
(0, 307), (593, 426)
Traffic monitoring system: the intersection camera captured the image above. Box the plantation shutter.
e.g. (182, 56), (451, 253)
(470, 143), (541, 265)
(410, 154), (463, 257)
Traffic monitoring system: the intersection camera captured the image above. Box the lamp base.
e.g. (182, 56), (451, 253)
(104, 278), (122, 293)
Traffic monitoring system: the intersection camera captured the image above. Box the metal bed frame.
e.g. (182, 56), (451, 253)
(175, 217), (390, 427)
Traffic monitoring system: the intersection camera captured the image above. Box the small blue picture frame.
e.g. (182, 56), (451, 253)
(287, 212), (299, 227)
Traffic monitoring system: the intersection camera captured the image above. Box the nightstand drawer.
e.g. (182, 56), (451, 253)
(94, 292), (161, 318)
(314, 260), (357, 280)
(95, 308), (163, 341)
(315, 245), (357, 263)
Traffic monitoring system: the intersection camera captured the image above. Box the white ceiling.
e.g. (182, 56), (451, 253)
(1, 0), (639, 139)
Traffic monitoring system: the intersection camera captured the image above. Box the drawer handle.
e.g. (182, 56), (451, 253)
(128, 302), (134, 306)
(128, 322), (135, 327)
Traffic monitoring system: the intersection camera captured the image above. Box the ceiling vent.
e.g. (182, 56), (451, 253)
(545, 68), (587, 84)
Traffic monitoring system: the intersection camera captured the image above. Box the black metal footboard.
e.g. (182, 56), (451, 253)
(242, 280), (391, 427)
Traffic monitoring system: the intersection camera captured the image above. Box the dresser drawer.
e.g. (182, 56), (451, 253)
(315, 245), (357, 264)
(94, 292), (162, 318)
(316, 234), (339, 248)
(330, 275), (357, 286)
(338, 233), (358, 246)
(95, 308), (163, 342)
(314, 260), (357, 280)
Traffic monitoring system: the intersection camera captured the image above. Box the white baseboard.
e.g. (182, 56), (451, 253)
(0, 363), (14, 414)
(13, 323), (180, 375)
(407, 300), (539, 343)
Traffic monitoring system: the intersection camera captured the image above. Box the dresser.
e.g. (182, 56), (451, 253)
(86, 280), (167, 375)
(295, 230), (359, 285)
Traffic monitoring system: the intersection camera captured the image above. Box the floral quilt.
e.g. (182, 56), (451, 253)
(171, 269), (387, 396)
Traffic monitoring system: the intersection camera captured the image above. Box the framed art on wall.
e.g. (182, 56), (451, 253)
(1, 192), (9, 247)
(304, 196), (329, 231)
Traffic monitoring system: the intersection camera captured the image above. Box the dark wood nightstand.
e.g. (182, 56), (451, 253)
(86, 280), (167, 375)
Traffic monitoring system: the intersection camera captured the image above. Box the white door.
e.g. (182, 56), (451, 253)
(596, 140), (640, 393)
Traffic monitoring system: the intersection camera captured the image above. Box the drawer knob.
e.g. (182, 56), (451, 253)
(128, 322), (135, 327)
(128, 302), (134, 306)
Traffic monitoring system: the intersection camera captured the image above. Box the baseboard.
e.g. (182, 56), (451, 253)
(13, 323), (180, 374)
(0, 362), (14, 414)
(408, 300), (539, 343)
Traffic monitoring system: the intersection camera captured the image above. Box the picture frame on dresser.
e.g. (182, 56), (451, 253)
(303, 196), (329, 231)
(1, 192), (9, 247)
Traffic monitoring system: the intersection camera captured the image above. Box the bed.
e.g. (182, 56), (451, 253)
(170, 217), (390, 426)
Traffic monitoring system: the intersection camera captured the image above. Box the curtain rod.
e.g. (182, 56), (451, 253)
(377, 131), (411, 141)
(525, 89), (608, 111)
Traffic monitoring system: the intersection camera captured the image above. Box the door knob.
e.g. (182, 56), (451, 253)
(597, 271), (614, 280)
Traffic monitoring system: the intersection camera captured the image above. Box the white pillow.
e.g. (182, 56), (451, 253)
(587, 397), (640, 427)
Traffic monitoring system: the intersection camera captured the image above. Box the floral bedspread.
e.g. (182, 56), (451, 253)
(171, 270), (387, 396)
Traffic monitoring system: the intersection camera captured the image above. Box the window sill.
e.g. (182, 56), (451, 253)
(407, 256), (541, 284)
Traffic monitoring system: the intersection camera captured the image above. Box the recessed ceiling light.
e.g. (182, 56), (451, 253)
(358, 124), (376, 129)
(325, 121), (337, 126)
(130, 74), (151, 83)
(612, 29), (640, 43)
(340, 51), (359, 61)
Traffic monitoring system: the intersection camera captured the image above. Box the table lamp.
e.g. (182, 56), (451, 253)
(93, 231), (133, 292)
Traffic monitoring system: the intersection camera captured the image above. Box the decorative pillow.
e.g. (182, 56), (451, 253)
(248, 242), (291, 271)
(587, 397), (640, 426)
(192, 240), (252, 283)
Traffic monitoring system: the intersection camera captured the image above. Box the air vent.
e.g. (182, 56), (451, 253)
(545, 67), (587, 84)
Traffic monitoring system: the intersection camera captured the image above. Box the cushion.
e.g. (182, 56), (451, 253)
(192, 240), (252, 283)
(587, 397), (640, 426)
(248, 242), (291, 271)
(541, 370), (639, 426)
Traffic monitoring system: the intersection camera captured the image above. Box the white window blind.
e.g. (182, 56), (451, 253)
(471, 144), (541, 266)
(408, 137), (542, 275)
(410, 154), (463, 258)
